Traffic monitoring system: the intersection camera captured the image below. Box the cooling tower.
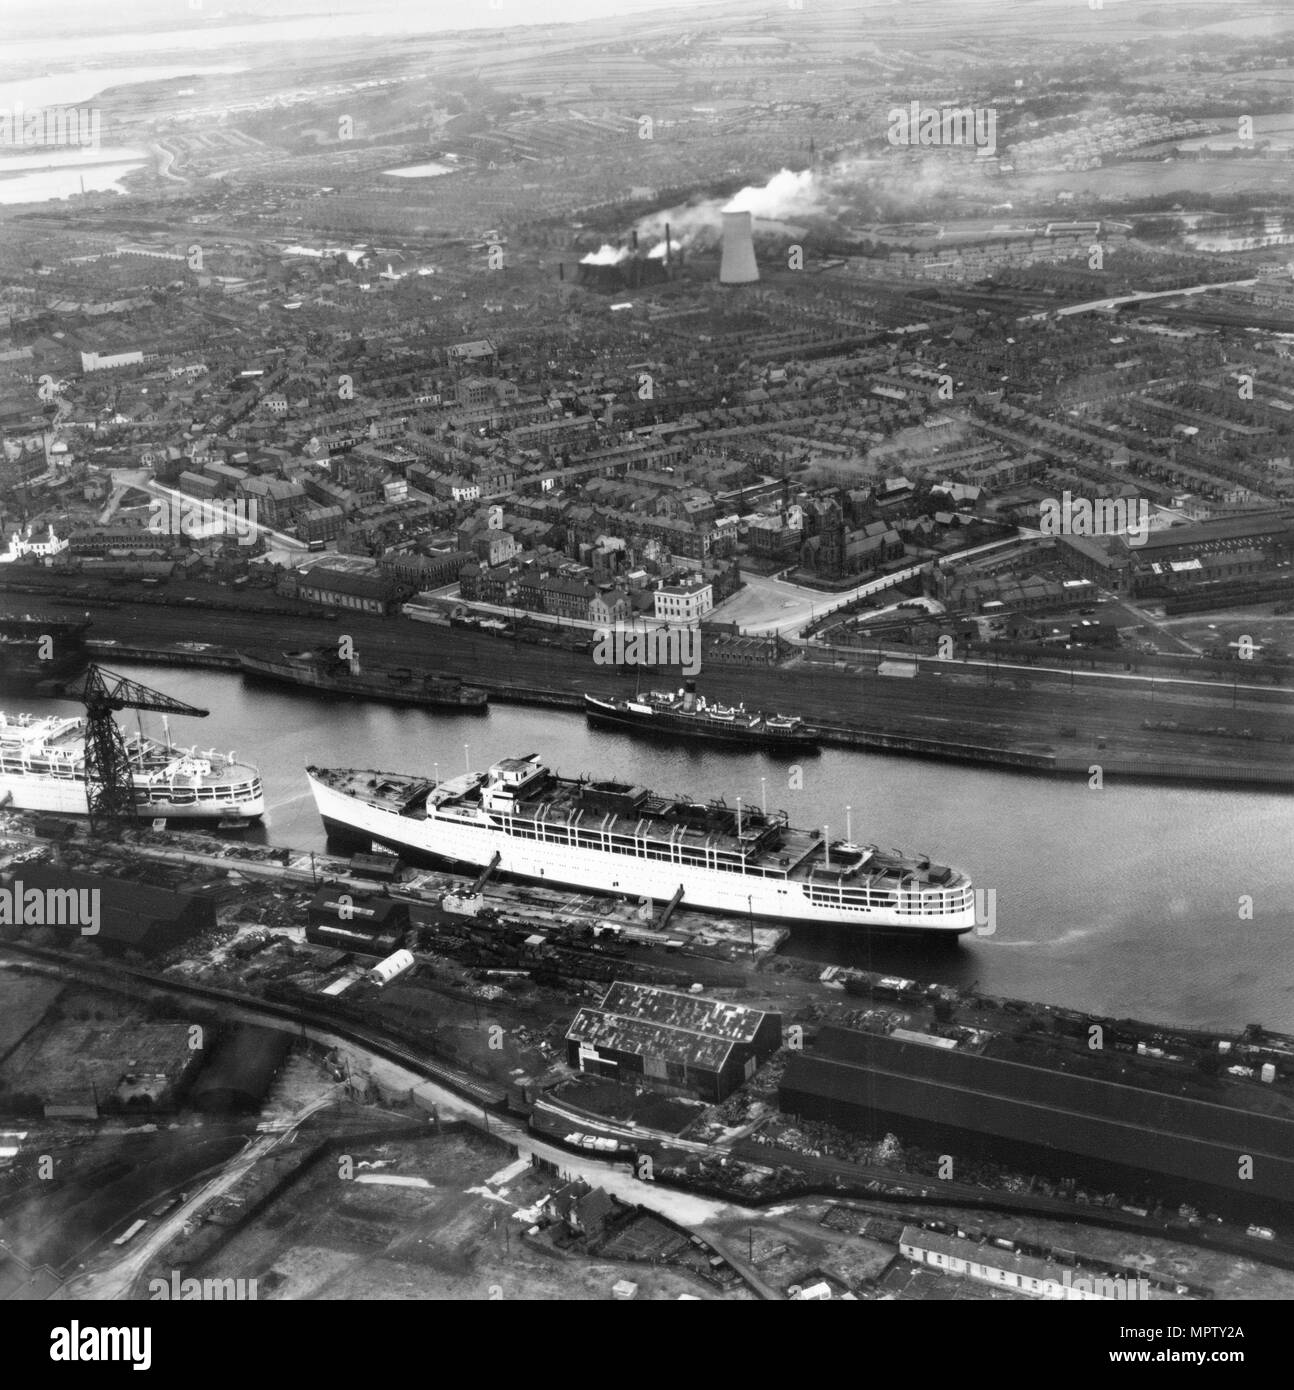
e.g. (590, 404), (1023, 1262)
(719, 209), (759, 284)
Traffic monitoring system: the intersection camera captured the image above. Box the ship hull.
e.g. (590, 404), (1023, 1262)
(309, 771), (973, 935)
(0, 617), (91, 688)
(240, 655), (487, 710)
(0, 775), (264, 820)
(584, 696), (819, 753)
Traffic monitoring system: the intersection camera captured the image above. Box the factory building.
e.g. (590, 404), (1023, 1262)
(1, 864), (215, 957)
(190, 1026), (291, 1114)
(575, 256), (670, 294)
(305, 888), (408, 956)
(566, 980), (781, 1103)
(780, 1026), (1294, 1220)
(1125, 510), (1293, 563)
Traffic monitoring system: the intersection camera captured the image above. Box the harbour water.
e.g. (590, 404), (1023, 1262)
(0, 64), (245, 204)
(18, 663), (1294, 1033)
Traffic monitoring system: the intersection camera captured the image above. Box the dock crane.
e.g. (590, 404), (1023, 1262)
(73, 665), (209, 836)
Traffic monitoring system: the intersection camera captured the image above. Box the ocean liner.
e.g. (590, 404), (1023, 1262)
(0, 712), (264, 819)
(307, 753), (975, 934)
(585, 680), (818, 752)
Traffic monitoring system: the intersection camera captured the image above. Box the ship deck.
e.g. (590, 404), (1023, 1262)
(310, 765), (967, 892)
(589, 691), (806, 733)
(0, 713), (258, 788)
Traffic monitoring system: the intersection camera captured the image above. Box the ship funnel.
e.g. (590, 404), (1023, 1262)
(719, 209), (759, 285)
(682, 679), (697, 713)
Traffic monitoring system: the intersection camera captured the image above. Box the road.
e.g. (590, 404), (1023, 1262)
(5, 944), (761, 1282)
(62, 1086), (346, 1301)
(1021, 278), (1260, 321)
(105, 468), (308, 563)
(719, 535), (1034, 636)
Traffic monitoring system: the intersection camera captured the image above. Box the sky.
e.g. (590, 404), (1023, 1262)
(0, 0), (726, 45)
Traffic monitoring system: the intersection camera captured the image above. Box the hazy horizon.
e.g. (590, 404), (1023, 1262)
(0, 0), (733, 51)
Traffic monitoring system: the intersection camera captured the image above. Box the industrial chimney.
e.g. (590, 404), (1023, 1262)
(719, 209), (759, 284)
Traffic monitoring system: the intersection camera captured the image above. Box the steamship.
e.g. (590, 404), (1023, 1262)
(585, 680), (818, 752)
(0, 615), (90, 688)
(0, 712), (264, 819)
(307, 753), (975, 934)
(240, 649), (487, 710)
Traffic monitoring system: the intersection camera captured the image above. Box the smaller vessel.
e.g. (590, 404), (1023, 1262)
(585, 679), (818, 752)
(0, 614), (91, 688)
(240, 648), (487, 710)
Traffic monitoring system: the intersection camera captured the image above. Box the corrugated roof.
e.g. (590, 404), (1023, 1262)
(567, 981), (774, 1071)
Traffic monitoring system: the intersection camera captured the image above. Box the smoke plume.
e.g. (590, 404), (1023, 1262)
(579, 242), (631, 265)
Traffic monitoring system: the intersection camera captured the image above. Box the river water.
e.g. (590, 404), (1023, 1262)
(17, 663), (1294, 1034)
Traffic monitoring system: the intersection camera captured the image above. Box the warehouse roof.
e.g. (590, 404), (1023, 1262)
(567, 981), (773, 1071)
(8, 864), (211, 947)
(298, 568), (392, 599)
(600, 981), (769, 1043)
(308, 889), (406, 927)
(568, 1008), (731, 1069)
(1133, 512), (1291, 552)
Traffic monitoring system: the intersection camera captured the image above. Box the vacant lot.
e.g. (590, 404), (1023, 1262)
(192, 1129), (717, 1300)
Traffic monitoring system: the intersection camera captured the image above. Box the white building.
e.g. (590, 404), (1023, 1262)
(899, 1227), (1149, 1301)
(0, 524), (68, 563)
(653, 579), (713, 625)
(80, 349), (144, 372)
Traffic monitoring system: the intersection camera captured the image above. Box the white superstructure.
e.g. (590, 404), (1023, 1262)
(0, 712), (264, 819)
